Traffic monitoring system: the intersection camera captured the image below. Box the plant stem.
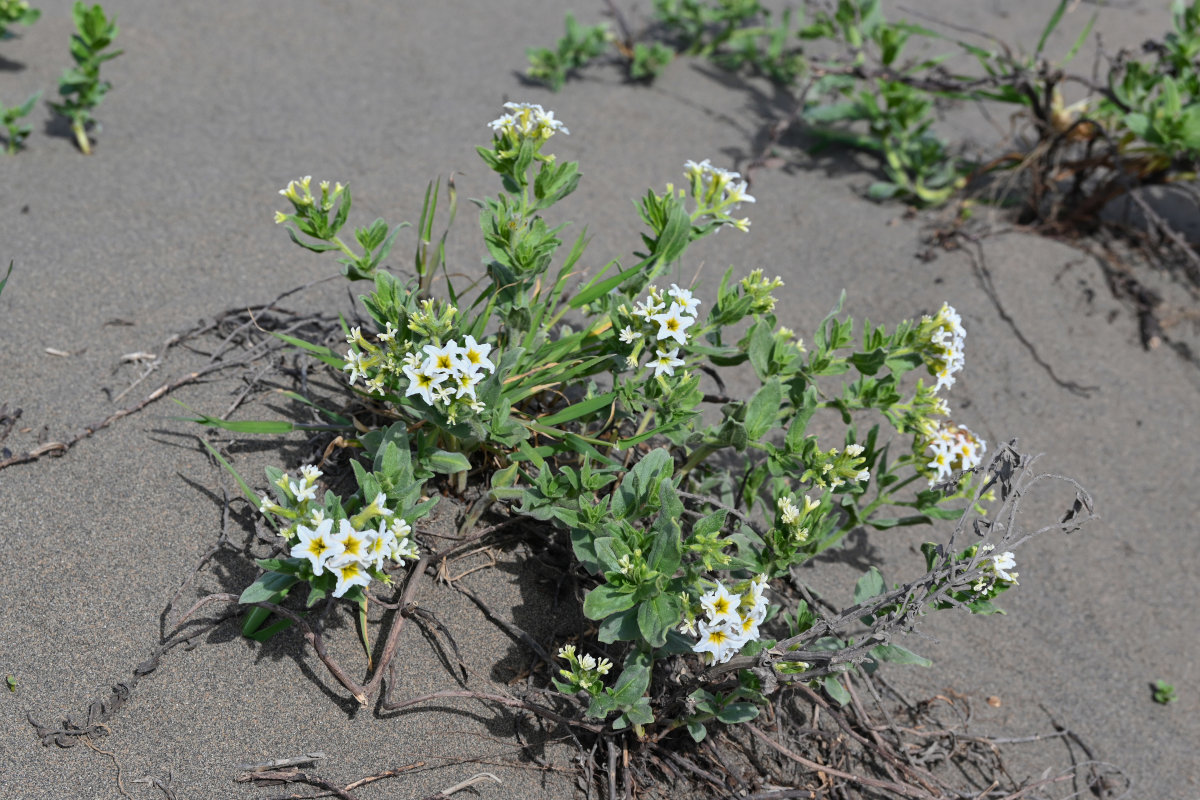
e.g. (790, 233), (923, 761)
(72, 121), (91, 155)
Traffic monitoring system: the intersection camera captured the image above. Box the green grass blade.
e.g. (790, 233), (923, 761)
(1036, 0), (1069, 58)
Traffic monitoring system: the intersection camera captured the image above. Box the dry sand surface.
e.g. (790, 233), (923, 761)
(2, 1), (1198, 798)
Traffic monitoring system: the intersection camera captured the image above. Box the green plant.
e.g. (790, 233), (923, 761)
(179, 101), (1091, 732)
(1, 91), (40, 154)
(0, 0), (38, 40)
(526, 13), (612, 91)
(0, 261), (12, 299)
(1152, 679), (1177, 704)
(50, 1), (122, 155)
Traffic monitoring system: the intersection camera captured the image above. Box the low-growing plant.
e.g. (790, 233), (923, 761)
(527, 13), (612, 91)
(0, 0), (38, 41)
(1152, 678), (1178, 704)
(1, 91), (39, 154)
(181, 103), (1092, 780)
(50, 1), (121, 155)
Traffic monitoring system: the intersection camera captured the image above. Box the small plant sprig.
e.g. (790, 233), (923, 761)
(50, 1), (122, 155)
(0, 0), (38, 40)
(1, 91), (38, 154)
(1152, 679), (1178, 704)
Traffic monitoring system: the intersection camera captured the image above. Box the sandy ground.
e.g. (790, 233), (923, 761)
(2, 1), (1198, 798)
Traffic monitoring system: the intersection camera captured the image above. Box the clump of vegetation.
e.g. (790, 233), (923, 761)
(0, 0), (39, 41)
(170, 101), (1096, 797)
(1, 91), (39, 154)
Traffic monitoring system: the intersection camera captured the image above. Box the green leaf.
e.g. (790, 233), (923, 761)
(637, 591), (682, 648)
(239, 571), (299, 604)
(716, 702), (760, 724)
(744, 378), (782, 439)
(0, 261), (12, 299)
(569, 261), (643, 308)
(426, 449), (471, 474)
(597, 606), (641, 643)
(1035, 0), (1069, 58)
(538, 391), (615, 426)
(824, 676), (851, 706)
(870, 644), (932, 667)
(609, 662), (651, 707)
(687, 720), (707, 742)
(854, 567), (885, 604)
(583, 583), (638, 620)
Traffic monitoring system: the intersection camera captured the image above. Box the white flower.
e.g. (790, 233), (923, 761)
(422, 342), (459, 375)
(732, 217), (751, 233)
(289, 478), (318, 503)
(578, 654), (597, 671)
(667, 284), (702, 315)
(625, 354), (639, 369)
(377, 322), (398, 342)
(346, 326), (364, 346)
(455, 335), (495, 374)
(652, 348), (685, 378)
(489, 102), (568, 139)
(990, 552), (1018, 583)
(343, 350), (368, 385)
(649, 303), (696, 346)
(727, 180), (755, 205)
(679, 617), (698, 636)
(363, 522), (397, 571)
(618, 326), (641, 344)
(632, 297), (664, 319)
(856, 469), (870, 483)
(364, 493), (393, 518)
(290, 519), (343, 577)
(693, 620), (742, 664)
(299, 464), (322, 482)
(596, 657), (613, 675)
(452, 369), (484, 401)
(778, 496), (800, 526)
(844, 444), (865, 458)
(433, 384), (455, 405)
(330, 519), (368, 565)
(699, 583), (742, 626)
(734, 612), (761, 645)
(330, 558), (371, 598)
(402, 363), (447, 406)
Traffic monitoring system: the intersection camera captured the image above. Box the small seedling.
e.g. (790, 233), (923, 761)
(50, 1), (122, 155)
(1152, 679), (1177, 704)
(2, 91), (40, 154)
(5, 675), (15, 693)
(0, 261), (12, 299)
(0, 0), (39, 40)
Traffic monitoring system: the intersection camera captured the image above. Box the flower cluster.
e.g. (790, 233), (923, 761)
(800, 443), (872, 490)
(340, 307), (498, 424)
(683, 158), (755, 232)
(972, 544), (1018, 594)
(617, 284), (701, 377)
(258, 466), (420, 599)
(488, 101), (568, 158)
(554, 644), (613, 695)
(919, 302), (966, 393)
(399, 336), (496, 412)
(684, 576), (769, 665)
(923, 423), (986, 486)
(776, 493), (823, 545)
